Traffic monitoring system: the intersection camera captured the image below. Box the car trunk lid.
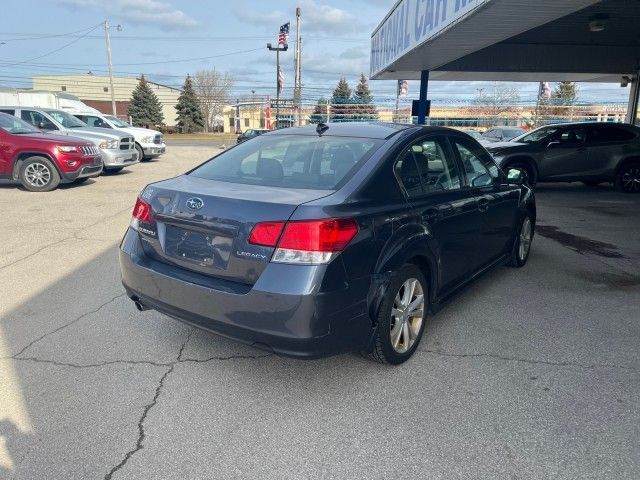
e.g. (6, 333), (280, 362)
(136, 175), (332, 285)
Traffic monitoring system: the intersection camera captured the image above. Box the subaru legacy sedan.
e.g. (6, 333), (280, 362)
(120, 123), (535, 364)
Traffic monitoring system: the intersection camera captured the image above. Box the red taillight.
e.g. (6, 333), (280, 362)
(279, 219), (358, 252)
(248, 222), (284, 246)
(132, 198), (152, 223)
(248, 218), (358, 253)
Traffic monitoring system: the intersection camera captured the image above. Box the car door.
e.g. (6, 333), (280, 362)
(585, 125), (637, 177)
(451, 135), (519, 268)
(394, 134), (480, 294)
(20, 109), (59, 133)
(0, 129), (13, 175)
(539, 126), (587, 179)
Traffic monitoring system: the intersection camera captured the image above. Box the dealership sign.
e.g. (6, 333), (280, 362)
(370, 0), (487, 77)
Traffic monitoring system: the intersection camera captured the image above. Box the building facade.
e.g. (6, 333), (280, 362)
(32, 74), (181, 126)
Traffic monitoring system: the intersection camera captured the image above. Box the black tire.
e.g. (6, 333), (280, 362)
(19, 156), (60, 192)
(508, 213), (534, 267)
(104, 167), (124, 174)
(73, 177), (90, 184)
(135, 143), (146, 162)
(509, 162), (537, 187)
(582, 180), (601, 187)
(614, 162), (640, 193)
(366, 264), (428, 365)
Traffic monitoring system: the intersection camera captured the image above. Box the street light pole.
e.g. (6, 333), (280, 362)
(103, 20), (121, 116)
(267, 42), (288, 129)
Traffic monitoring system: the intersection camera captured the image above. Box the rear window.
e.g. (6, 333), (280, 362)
(190, 134), (382, 189)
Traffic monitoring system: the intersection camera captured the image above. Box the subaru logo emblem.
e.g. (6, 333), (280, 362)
(186, 197), (204, 211)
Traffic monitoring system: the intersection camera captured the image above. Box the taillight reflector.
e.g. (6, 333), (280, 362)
(132, 198), (152, 223)
(248, 222), (284, 246)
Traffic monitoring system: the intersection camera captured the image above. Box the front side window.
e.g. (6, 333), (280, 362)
(453, 138), (500, 188)
(190, 134), (382, 190)
(79, 115), (110, 128)
(514, 126), (560, 144)
(20, 110), (57, 130)
(105, 115), (130, 127)
(395, 137), (461, 197)
(0, 113), (40, 134)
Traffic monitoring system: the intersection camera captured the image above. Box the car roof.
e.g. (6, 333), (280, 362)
(266, 122), (460, 140)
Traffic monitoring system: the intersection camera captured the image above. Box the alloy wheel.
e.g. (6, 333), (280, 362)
(519, 217), (532, 261)
(620, 166), (640, 193)
(389, 278), (424, 354)
(24, 162), (52, 188)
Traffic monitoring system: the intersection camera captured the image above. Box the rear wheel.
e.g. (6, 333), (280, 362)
(366, 264), (427, 365)
(615, 162), (640, 193)
(19, 156), (60, 192)
(508, 214), (533, 267)
(509, 162), (537, 187)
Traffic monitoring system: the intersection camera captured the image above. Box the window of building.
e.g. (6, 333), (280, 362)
(229, 117), (235, 127)
(244, 118), (250, 127)
(61, 86), (66, 91)
(103, 87), (109, 92)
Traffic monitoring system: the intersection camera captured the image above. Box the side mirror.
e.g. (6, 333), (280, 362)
(546, 140), (560, 148)
(507, 167), (527, 185)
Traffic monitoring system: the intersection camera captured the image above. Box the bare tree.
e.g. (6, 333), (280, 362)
(192, 69), (234, 132)
(470, 83), (521, 123)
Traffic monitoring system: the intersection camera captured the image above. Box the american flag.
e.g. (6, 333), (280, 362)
(278, 22), (290, 45)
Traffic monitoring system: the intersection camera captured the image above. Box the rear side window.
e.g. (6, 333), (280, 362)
(0, 109), (15, 115)
(190, 134), (382, 190)
(395, 137), (461, 197)
(588, 126), (636, 143)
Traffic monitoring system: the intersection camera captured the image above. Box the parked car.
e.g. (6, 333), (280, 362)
(72, 112), (166, 161)
(0, 112), (102, 191)
(481, 126), (526, 143)
(485, 122), (640, 192)
(0, 107), (138, 173)
(237, 128), (270, 143)
(120, 123), (535, 364)
(459, 129), (484, 141)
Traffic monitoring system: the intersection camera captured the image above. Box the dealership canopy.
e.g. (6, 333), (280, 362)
(370, 0), (640, 122)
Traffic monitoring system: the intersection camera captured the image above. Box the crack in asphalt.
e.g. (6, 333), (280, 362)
(4, 293), (127, 360)
(419, 349), (639, 372)
(99, 330), (271, 480)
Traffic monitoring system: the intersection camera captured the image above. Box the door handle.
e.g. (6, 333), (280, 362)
(477, 198), (489, 212)
(422, 208), (440, 222)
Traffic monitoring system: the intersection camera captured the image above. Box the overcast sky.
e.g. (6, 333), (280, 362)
(0, 0), (631, 108)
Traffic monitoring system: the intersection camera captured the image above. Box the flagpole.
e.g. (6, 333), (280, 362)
(267, 31), (288, 130)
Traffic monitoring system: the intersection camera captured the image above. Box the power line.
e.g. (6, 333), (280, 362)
(0, 23), (103, 67)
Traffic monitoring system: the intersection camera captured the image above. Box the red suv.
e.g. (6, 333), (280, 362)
(0, 112), (102, 191)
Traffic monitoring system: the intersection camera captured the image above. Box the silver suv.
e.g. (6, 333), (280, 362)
(0, 107), (139, 173)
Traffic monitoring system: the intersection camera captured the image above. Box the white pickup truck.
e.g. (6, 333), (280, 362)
(73, 111), (166, 162)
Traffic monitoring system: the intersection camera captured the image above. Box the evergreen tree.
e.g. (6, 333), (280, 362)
(175, 75), (204, 133)
(353, 73), (378, 121)
(330, 78), (352, 122)
(128, 75), (164, 127)
(309, 97), (328, 124)
(551, 81), (579, 121)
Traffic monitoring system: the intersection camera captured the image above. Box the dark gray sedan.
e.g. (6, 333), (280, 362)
(486, 122), (640, 192)
(120, 123), (535, 364)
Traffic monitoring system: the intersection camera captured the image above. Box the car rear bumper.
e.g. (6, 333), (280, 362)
(119, 228), (372, 358)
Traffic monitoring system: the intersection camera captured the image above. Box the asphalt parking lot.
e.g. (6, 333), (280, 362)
(1, 147), (639, 479)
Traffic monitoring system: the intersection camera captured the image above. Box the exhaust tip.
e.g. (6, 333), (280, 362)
(131, 296), (150, 311)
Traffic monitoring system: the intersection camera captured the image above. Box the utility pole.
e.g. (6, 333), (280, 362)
(267, 42), (288, 129)
(294, 7), (302, 126)
(103, 20), (121, 116)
